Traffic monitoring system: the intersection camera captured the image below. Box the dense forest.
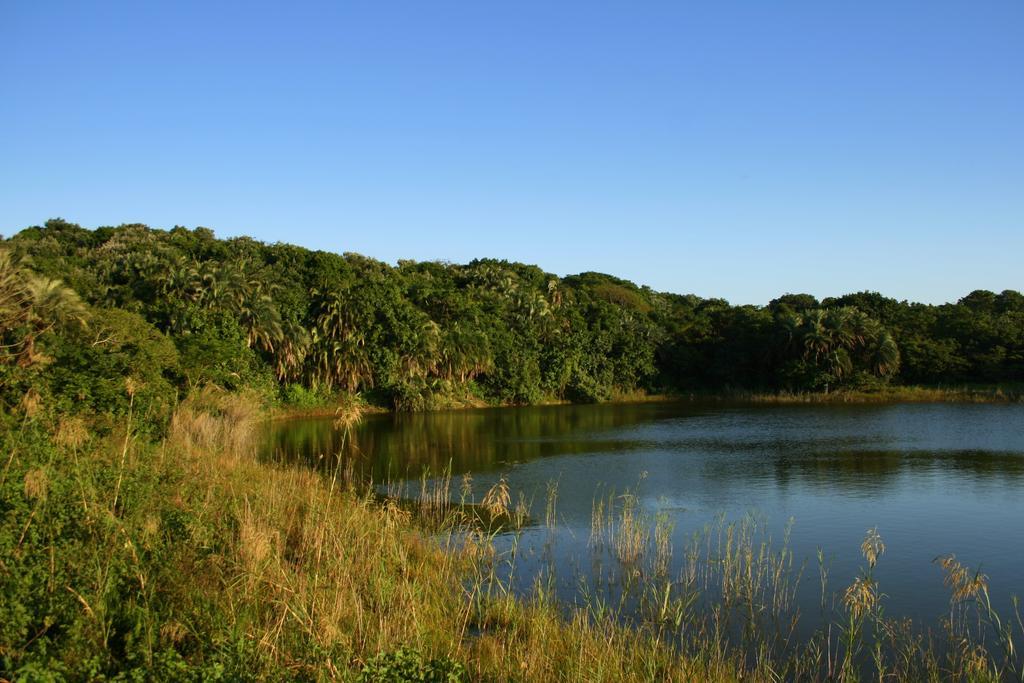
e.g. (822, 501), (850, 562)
(2, 219), (1023, 426)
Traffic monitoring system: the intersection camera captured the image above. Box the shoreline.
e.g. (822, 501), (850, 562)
(706, 385), (1024, 404)
(268, 384), (1022, 422)
(13, 384), (1022, 679)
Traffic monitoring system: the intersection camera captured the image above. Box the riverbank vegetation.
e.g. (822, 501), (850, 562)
(689, 384), (1024, 404)
(4, 220), (1024, 416)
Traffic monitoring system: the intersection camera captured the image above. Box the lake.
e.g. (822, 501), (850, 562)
(263, 401), (1024, 637)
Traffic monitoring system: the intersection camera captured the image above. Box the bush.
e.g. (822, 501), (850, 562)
(359, 648), (467, 683)
(280, 382), (330, 409)
(45, 307), (180, 436)
(565, 373), (612, 403)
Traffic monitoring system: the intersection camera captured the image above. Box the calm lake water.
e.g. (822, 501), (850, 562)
(264, 401), (1024, 629)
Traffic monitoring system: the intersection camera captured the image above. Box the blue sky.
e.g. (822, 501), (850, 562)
(2, 1), (1021, 305)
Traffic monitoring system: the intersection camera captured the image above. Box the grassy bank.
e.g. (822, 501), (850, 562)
(270, 384), (1023, 424)
(4, 388), (1020, 681)
(709, 384), (1024, 404)
(2, 389), (746, 681)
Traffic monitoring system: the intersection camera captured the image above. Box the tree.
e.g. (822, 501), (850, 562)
(0, 248), (86, 372)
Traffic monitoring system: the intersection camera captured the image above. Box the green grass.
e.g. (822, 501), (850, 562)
(270, 384), (1024, 425)
(674, 384), (1024, 404)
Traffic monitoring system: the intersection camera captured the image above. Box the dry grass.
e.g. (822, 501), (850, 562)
(709, 385), (1024, 404)
(151, 391), (757, 680)
(167, 415), (469, 675)
(614, 493), (649, 566)
(480, 476), (511, 520)
(169, 386), (262, 456)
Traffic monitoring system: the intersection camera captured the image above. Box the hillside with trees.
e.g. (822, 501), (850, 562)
(3, 219), (1023, 425)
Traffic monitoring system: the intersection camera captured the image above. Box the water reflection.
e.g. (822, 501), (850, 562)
(263, 401), (1024, 626)
(263, 403), (698, 479)
(264, 402), (1024, 492)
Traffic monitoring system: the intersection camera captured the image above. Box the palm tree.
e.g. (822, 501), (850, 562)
(399, 318), (440, 380)
(159, 258), (289, 358)
(0, 248), (86, 370)
(823, 308), (856, 349)
(801, 310), (832, 362)
(239, 294), (284, 353)
(546, 279), (564, 309)
(775, 311), (803, 354)
(308, 287), (375, 391)
(825, 347), (854, 380)
(440, 323), (493, 383)
(868, 330), (901, 376)
(273, 319), (310, 382)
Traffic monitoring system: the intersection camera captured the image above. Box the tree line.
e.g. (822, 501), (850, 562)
(2, 219), (1022, 425)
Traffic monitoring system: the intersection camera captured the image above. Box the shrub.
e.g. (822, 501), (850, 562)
(359, 648), (467, 683)
(281, 382), (330, 409)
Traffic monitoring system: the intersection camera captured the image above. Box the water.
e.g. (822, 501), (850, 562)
(264, 401), (1024, 631)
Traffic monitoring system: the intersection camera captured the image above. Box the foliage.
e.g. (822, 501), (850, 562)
(359, 648), (467, 683)
(280, 382), (334, 409)
(4, 219), (1023, 418)
(1, 246), (88, 406)
(45, 307), (180, 433)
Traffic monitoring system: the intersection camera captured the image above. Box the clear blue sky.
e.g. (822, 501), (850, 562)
(2, 1), (1021, 305)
